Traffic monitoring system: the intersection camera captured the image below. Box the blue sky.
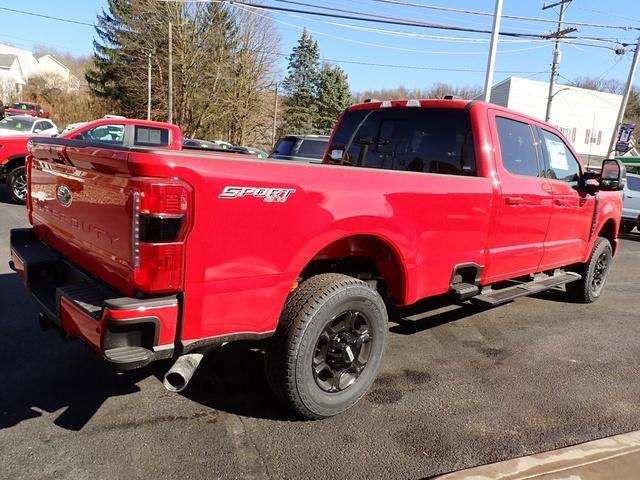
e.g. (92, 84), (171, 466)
(1, 0), (639, 92)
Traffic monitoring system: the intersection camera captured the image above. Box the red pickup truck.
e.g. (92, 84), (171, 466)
(4, 101), (50, 119)
(1, 117), (185, 204)
(10, 99), (625, 419)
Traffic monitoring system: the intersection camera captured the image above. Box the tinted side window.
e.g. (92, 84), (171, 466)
(540, 129), (580, 185)
(84, 124), (125, 144)
(296, 139), (328, 159)
(332, 108), (476, 175)
(495, 117), (540, 177)
(627, 176), (640, 191)
(135, 126), (169, 147)
(272, 138), (296, 156)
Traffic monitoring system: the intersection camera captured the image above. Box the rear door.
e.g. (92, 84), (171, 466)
(484, 111), (553, 282)
(623, 174), (640, 221)
(537, 128), (595, 268)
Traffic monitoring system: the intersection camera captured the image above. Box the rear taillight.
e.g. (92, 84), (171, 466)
(131, 178), (193, 293)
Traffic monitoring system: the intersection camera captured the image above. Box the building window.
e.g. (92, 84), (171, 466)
(558, 126), (576, 142)
(584, 129), (602, 145)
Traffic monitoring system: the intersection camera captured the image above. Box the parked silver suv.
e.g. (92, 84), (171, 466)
(622, 173), (640, 234)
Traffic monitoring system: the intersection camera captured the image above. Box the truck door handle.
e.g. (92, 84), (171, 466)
(505, 196), (524, 205)
(554, 199), (569, 206)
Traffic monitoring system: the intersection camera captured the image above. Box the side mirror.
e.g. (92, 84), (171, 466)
(33, 129), (42, 134)
(73, 133), (85, 140)
(599, 158), (626, 191)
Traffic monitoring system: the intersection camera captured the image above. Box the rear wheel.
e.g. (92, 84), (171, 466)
(566, 237), (613, 303)
(265, 273), (388, 419)
(7, 166), (27, 205)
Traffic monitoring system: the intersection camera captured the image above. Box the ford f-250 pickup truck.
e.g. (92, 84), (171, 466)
(10, 99), (625, 419)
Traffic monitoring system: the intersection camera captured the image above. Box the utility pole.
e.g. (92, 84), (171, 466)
(607, 36), (640, 158)
(272, 83), (278, 147)
(168, 21), (173, 124)
(147, 53), (152, 121)
(543, 0), (576, 122)
(483, 0), (503, 102)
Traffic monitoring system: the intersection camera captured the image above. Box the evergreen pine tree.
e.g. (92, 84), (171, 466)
(316, 64), (352, 134)
(282, 29), (320, 134)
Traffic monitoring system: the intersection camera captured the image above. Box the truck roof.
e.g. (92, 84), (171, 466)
(346, 98), (564, 138)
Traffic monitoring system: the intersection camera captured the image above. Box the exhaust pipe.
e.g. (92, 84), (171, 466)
(163, 353), (204, 393)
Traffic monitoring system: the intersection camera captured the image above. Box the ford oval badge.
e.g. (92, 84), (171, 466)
(56, 184), (73, 207)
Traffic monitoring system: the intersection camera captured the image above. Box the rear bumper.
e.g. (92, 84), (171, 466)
(10, 227), (177, 370)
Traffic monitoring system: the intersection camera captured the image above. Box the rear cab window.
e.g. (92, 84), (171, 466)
(134, 126), (170, 147)
(495, 116), (541, 178)
(326, 107), (476, 176)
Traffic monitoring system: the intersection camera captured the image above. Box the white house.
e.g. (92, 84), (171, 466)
(486, 76), (622, 164)
(0, 44), (77, 99)
(0, 53), (25, 97)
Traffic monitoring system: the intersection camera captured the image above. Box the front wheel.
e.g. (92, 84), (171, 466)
(7, 166), (27, 205)
(265, 273), (388, 419)
(566, 237), (613, 303)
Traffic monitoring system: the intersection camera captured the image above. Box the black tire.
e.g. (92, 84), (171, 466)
(265, 273), (388, 419)
(7, 166), (27, 205)
(620, 223), (635, 234)
(566, 237), (613, 303)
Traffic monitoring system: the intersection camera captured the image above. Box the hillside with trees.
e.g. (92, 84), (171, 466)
(86, 0), (279, 146)
(282, 29), (352, 135)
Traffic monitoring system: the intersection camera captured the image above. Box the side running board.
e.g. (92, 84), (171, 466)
(470, 271), (581, 307)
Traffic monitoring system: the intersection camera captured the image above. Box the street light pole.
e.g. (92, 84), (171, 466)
(483, 0), (504, 102)
(607, 36), (640, 158)
(147, 53), (152, 121)
(168, 21), (173, 124)
(272, 83), (279, 147)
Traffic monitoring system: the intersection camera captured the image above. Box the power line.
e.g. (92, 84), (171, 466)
(269, 0), (633, 44)
(236, 3), (552, 56)
(0, 6), (94, 27)
(368, 0), (640, 31)
(221, 0), (625, 49)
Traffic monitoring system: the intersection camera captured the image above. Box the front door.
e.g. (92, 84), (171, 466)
(484, 112), (553, 283)
(537, 128), (596, 268)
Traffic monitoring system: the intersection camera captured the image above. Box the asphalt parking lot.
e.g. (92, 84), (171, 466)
(1, 185), (639, 480)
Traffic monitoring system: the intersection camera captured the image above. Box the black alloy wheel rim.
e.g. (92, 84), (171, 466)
(591, 250), (610, 295)
(12, 173), (27, 201)
(312, 309), (372, 393)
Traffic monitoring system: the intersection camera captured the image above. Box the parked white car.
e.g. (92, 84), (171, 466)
(0, 115), (58, 137)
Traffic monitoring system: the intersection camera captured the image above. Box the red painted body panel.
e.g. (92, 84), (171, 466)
(22, 101), (623, 353)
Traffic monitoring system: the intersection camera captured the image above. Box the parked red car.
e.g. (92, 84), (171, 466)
(10, 99), (624, 419)
(4, 101), (50, 119)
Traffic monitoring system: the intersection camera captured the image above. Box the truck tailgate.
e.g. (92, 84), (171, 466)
(29, 141), (135, 295)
